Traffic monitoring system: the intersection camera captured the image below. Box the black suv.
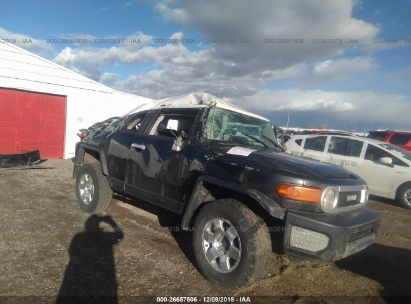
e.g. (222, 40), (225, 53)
(74, 97), (380, 288)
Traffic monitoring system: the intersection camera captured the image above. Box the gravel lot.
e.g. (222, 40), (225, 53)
(0, 159), (411, 303)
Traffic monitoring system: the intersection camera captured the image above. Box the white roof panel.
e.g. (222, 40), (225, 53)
(0, 41), (112, 93)
(154, 92), (269, 121)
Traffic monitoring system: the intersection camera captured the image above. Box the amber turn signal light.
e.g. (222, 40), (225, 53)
(275, 184), (321, 203)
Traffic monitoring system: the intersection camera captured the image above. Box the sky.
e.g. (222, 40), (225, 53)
(1, 0), (411, 131)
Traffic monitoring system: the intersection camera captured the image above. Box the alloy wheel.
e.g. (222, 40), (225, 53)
(202, 218), (242, 273)
(79, 173), (95, 205)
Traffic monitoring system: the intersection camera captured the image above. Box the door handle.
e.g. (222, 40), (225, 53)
(131, 143), (146, 151)
(348, 162), (358, 166)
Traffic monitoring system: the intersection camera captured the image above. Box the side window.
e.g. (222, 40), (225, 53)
(390, 134), (411, 145)
(364, 144), (407, 166)
(367, 132), (387, 141)
(295, 139), (302, 146)
(148, 112), (197, 138)
(125, 113), (146, 132)
(328, 137), (363, 157)
(304, 136), (326, 152)
(365, 145), (388, 161)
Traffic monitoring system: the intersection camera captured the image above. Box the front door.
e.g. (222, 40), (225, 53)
(353, 143), (396, 197)
(125, 109), (199, 213)
(107, 112), (148, 192)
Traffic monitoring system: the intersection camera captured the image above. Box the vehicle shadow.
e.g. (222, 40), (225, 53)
(113, 194), (196, 265)
(56, 215), (124, 304)
(369, 195), (399, 208)
(336, 243), (411, 302)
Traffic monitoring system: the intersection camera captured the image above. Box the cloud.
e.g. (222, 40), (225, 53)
(0, 27), (55, 57)
(153, 0), (379, 73)
(51, 0), (380, 99)
(100, 72), (120, 86)
(117, 0), (379, 98)
(53, 30), (304, 97)
(310, 57), (378, 81)
(113, 47), (307, 99)
(53, 31), (155, 78)
(154, 2), (189, 22)
(235, 89), (411, 129)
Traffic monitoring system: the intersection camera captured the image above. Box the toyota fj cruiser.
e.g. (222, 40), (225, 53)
(73, 93), (380, 288)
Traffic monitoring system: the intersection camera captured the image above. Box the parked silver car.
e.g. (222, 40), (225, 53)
(286, 134), (411, 209)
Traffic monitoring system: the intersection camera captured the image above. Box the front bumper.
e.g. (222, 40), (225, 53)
(283, 208), (380, 261)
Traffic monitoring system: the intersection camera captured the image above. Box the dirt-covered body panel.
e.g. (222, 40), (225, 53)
(74, 102), (380, 268)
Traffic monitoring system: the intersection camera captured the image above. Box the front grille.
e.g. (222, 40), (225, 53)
(348, 223), (375, 242)
(338, 191), (362, 207)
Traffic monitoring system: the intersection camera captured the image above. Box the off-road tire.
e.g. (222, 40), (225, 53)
(397, 183), (411, 210)
(75, 163), (112, 213)
(192, 199), (272, 289)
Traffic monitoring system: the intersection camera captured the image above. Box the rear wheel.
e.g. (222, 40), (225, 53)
(397, 183), (411, 209)
(75, 163), (112, 213)
(192, 199), (271, 289)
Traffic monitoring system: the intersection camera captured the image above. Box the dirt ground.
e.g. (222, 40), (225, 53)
(0, 159), (411, 303)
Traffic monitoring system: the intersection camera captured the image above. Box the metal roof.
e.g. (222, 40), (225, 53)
(0, 41), (114, 93)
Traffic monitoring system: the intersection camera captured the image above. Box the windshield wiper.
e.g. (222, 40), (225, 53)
(234, 129), (285, 151)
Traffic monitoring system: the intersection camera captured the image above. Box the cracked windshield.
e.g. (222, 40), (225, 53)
(204, 107), (278, 149)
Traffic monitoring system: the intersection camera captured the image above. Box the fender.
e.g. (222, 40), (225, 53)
(181, 175), (286, 230)
(74, 143), (109, 176)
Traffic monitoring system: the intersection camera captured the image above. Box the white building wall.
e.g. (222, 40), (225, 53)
(64, 90), (153, 159)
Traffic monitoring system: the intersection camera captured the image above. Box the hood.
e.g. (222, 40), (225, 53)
(214, 145), (358, 182)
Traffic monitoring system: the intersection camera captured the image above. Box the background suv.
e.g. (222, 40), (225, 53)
(286, 134), (411, 209)
(368, 130), (411, 152)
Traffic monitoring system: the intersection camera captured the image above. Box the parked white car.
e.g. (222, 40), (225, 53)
(286, 134), (411, 209)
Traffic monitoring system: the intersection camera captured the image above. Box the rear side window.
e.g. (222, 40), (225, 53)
(295, 139), (302, 146)
(390, 134), (411, 145)
(125, 113), (147, 132)
(367, 132), (388, 141)
(328, 137), (363, 157)
(282, 135), (290, 143)
(304, 136), (326, 151)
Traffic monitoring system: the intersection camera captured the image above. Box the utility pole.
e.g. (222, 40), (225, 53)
(286, 112), (290, 130)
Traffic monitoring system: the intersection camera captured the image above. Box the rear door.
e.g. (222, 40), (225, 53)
(301, 136), (328, 161)
(325, 136), (364, 169)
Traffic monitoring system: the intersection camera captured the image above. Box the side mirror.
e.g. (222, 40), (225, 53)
(379, 156), (393, 166)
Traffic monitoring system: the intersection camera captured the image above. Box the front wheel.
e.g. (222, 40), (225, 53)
(75, 163), (113, 213)
(397, 183), (411, 209)
(192, 199), (272, 289)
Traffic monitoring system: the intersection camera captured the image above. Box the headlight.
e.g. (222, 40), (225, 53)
(321, 187), (339, 213)
(360, 188), (368, 204)
(276, 184), (321, 203)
